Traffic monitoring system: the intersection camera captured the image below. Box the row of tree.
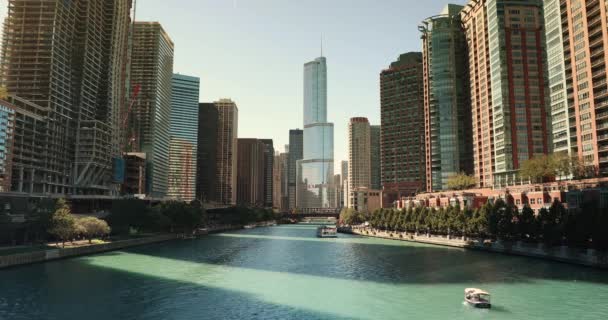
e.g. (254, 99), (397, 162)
(342, 200), (608, 250)
(49, 199), (111, 247)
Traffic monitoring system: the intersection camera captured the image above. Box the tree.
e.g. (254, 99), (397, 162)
(518, 205), (537, 241)
(77, 217), (111, 244)
(49, 199), (76, 248)
(520, 155), (557, 183)
(447, 173), (477, 190)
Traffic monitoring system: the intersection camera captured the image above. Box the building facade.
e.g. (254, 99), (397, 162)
(273, 152), (288, 210)
(168, 74), (200, 201)
(297, 56), (336, 211)
(215, 99), (239, 205)
(544, 0), (608, 176)
(461, 0), (550, 187)
(348, 117), (371, 193)
(131, 22), (174, 198)
(0, 0), (132, 195)
(0, 101), (15, 192)
(237, 139), (265, 206)
(370, 125), (381, 190)
(288, 129), (303, 210)
(196, 103), (218, 203)
(260, 139), (274, 207)
(420, 4), (473, 192)
(341, 160), (348, 207)
(380, 52), (426, 206)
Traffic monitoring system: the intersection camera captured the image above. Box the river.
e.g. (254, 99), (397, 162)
(1, 224), (608, 319)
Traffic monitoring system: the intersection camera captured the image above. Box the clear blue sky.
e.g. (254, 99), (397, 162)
(5, 0), (468, 171)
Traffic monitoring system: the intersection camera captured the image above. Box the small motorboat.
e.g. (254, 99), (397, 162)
(243, 224), (256, 229)
(316, 225), (337, 238)
(464, 288), (491, 308)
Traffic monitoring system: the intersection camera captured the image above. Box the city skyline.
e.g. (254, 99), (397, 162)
(77, 0), (467, 172)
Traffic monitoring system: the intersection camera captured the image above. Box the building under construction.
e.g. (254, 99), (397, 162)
(0, 0), (133, 195)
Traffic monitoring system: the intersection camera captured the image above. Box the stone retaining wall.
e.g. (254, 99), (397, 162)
(0, 234), (178, 269)
(341, 227), (608, 269)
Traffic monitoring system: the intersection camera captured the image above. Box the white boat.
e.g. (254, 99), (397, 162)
(464, 288), (491, 309)
(243, 224), (256, 229)
(316, 225), (337, 238)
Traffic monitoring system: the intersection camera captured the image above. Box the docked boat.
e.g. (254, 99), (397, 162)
(464, 288), (491, 308)
(316, 225), (337, 238)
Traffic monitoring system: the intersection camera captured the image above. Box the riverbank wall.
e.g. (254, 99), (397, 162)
(0, 221), (277, 269)
(340, 227), (608, 269)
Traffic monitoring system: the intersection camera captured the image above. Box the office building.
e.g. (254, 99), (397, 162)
(215, 99), (239, 205)
(0, 101), (15, 192)
(297, 56), (336, 211)
(168, 74), (200, 201)
(260, 139), (274, 207)
(420, 4), (473, 191)
(237, 139), (265, 206)
(196, 103), (218, 203)
(461, 0), (549, 187)
(380, 52), (426, 206)
(370, 125), (381, 190)
(131, 22), (174, 197)
(348, 117), (371, 191)
(288, 129), (303, 210)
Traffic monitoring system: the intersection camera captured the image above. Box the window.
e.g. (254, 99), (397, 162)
(530, 198), (536, 204)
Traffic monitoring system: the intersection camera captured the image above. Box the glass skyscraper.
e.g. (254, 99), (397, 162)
(296, 56), (335, 211)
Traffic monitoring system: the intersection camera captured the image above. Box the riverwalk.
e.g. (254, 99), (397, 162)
(340, 226), (608, 269)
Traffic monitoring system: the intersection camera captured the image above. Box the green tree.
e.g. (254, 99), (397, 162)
(77, 217), (111, 244)
(49, 199), (76, 248)
(446, 173), (477, 190)
(518, 205), (537, 241)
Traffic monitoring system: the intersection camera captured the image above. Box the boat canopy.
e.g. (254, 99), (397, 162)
(465, 288), (490, 296)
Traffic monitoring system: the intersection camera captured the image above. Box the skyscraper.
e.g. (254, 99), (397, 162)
(288, 129), (303, 210)
(544, 0), (608, 176)
(0, 0), (132, 194)
(196, 103), (218, 203)
(297, 56), (335, 211)
(259, 139), (274, 207)
(462, 0), (549, 187)
(341, 160), (348, 207)
(370, 125), (381, 190)
(131, 22), (174, 198)
(420, 4), (473, 192)
(168, 74), (200, 201)
(380, 52), (425, 206)
(237, 139), (265, 206)
(348, 117), (371, 191)
(0, 101), (15, 192)
(215, 99), (239, 205)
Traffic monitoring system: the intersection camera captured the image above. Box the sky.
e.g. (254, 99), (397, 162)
(0, 0), (467, 172)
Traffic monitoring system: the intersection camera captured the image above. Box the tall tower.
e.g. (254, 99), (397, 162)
(348, 117), (371, 192)
(296, 56), (335, 211)
(130, 22), (174, 198)
(420, 4), (473, 192)
(168, 74), (200, 201)
(287, 129), (303, 210)
(461, 0), (550, 187)
(215, 99), (239, 205)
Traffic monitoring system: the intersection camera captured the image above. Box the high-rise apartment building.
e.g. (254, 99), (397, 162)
(297, 57), (335, 211)
(544, 0), (608, 176)
(237, 139), (265, 206)
(0, 0), (132, 194)
(420, 4), (473, 192)
(272, 151), (289, 210)
(380, 52), (425, 206)
(131, 22), (174, 198)
(370, 125), (381, 190)
(462, 0), (549, 187)
(348, 117), (371, 191)
(287, 129), (303, 210)
(341, 160), (348, 207)
(168, 74), (200, 201)
(215, 99), (239, 205)
(260, 139), (274, 207)
(196, 103), (218, 203)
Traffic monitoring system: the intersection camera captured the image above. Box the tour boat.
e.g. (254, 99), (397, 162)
(316, 225), (337, 238)
(464, 288), (491, 308)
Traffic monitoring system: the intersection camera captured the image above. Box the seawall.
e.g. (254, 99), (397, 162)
(340, 227), (608, 269)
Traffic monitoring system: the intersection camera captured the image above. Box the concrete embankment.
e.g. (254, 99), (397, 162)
(0, 221), (276, 269)
(340, 227), (608, 269)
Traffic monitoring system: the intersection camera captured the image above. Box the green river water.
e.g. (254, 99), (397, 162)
(1, 224), (608, 319)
